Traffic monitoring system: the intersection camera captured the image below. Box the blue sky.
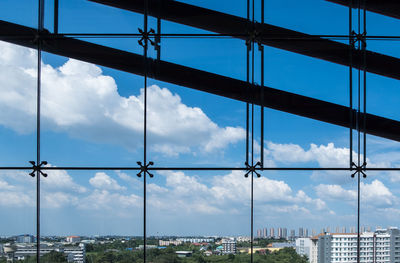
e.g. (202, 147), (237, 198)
(0, 0), (400, 237)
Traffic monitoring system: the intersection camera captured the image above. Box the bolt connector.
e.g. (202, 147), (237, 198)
(245, 161), (262, 178)
(350, 30), (367, 48)
(351, 162), (367, 178)
(137, 161), (154, 178)
(29, 161), (48, 178)
(138, 28), (159, 51)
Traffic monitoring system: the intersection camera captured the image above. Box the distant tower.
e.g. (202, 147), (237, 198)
(290, 229), (295, 238)
(304, 228), (309, 237)
(263, 228), (267, 238)
(283, 228), (288, 239)
(299, 227), (304, 237)
(270, 228), (275, 238)
(278, 228), (283, 238)
(342, 226), (347, 233)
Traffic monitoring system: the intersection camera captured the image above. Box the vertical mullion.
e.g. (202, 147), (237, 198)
(363, 4), (367, 166)
(250, 1), (255, 263)
(36, 0), (45, 262)
(260, 0), (265, 168)
(143, 0), (148, 262)
(246, 0), (250, 166)
(54, 0), (59, 34)
(356, 2), (362, 263)
(349, 0), (353, 168)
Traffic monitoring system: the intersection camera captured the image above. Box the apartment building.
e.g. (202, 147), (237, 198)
(317, 228), (400, 263)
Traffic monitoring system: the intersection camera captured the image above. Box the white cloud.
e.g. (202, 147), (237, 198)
(89, 172), (126, 191)
(315, 179), (397, 208)
(315, 184), (356, 201)
(0, 191), (34, 207)
(0, 179), (14, 190)
(43, 165), (87, 193)
(0, 41), (245, 156)
(265, 142), (349, 167)
(77, 189), (142, 215)
(149, 170), (327, 216)
(42, 192), (79, 209)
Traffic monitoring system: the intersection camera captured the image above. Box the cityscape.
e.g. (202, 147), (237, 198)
(1, 225), (399, 263)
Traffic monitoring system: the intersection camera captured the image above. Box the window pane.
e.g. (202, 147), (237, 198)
(0, 170), (37, 261)
(0, 41), (37, 167)
(41, 51), (145, 167)
(147, 170), (250, 261)
(0, 0), (37, 28)
(41, 169), (144, 262)
(57, 0), (143, 34)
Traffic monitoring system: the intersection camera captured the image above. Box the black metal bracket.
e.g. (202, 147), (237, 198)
(138, 28), (159, 52)
(32, 29), (51, 45)
(136, 161), (154, 178)
(351, 161), (367, 178)
(246, 29), (262, 51)
(29, 161), (48, 177)
(245, 161), (261, 178)
(350, 30), (367, 48)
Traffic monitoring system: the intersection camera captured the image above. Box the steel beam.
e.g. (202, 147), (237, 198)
(327, 0), (400, 20)
(1, 20), (400, 142)
(89, 0), (400, 80)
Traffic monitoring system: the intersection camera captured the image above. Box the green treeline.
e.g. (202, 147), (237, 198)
(85, 247), (307, 263)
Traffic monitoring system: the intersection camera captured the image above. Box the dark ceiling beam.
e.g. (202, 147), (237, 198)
(1, 20), (400, 142)
(326, 0), (400, 20)
(89, 0), (400, 81)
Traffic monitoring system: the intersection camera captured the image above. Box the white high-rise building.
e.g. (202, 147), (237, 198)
(278, 227), (283, 238)
(263, 228), (267, 238)
(310, 236), (319, 263)
(296, 238), (312, 259)
(295, 236), (319, 263)
(270, 228), (275, 238)
(317, 228), (400, 263)
(283, 228), (288, 239)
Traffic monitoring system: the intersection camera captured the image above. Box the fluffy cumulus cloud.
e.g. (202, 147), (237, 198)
(0, 41), (245, 156)
(146, 170), (328, 216)
(315, 179), (397, 208)
(265, 142), (349, 167)
(42, 165), (87, 193)
(0, 166), (398, 231)
(89, 172), (126, 191)
(0, 166), (87, 209)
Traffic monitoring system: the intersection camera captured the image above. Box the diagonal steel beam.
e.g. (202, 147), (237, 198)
(327, 0), (400, 20)
(1, 20), (400, 142)
(89, 0), (400, 81)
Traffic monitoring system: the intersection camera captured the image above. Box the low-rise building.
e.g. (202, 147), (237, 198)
(222, 239), (236, 254)
(16, 235), (35, 244)
(176, 237), (214, 243)
(158, 240), (183, 246)
(176, 251), (192, 257)
(4, 243), (85, 263)
(64, 244), (85, 263)
(66, 236), (81, 243)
